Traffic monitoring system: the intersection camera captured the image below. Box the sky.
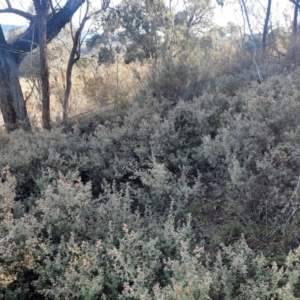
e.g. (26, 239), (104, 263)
(214, 0), (293, 29)
(0, 0), (295, 32)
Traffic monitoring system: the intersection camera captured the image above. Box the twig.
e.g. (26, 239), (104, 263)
(5, 0), (12, 8)
(240, 0), (263, 83)
(69, 102), (115, 120)
(0, 8), (34, 21)
(268, 173), (300, 238)
(24, 78), (36, 102)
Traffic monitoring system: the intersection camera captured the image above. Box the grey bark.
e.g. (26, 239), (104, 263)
(35, 0), (51, 130)
(0, 0), (85, 130)
(0, 25), (30, 131)
(62, 0), (110, 123)
(62, 5), (89, 123)
(292, 0), (300, 61)
(262, 0), (272, 60)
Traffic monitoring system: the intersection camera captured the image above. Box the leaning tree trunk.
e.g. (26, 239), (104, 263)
(0, 26), (31, 131)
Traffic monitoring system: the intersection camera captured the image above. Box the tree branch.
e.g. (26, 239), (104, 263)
(5, 0), (12, 9)
(49, 0), (55, 14)
(290, 0), (300, 8)
(24, 78), (36, 102)
(0, 25), (7, 47)
(86, 0), (111, 20)
(0, 8), (34, 21)
(10, 0), (85, 62)
(62, 0), (90, 123)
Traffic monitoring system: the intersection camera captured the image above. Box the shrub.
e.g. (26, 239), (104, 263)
(203, 72), (300, 225)
(3, 39), (300, 298)
(1, 168), (300, 299)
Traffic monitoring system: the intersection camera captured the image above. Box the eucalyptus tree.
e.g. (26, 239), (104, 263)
(0, 0), (86, 130)
(89, 0), (214, 64)
(111, 0), (170, 64)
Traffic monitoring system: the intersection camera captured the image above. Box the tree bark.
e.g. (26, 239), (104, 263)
(62, 13), (89, 123)
(0, 25), (30, 131)
(62, 0), (109, 123)
(262, 0), (272, 60)
(292, 0), (300, 62)
(10, 0), (85, 56)
(0, 0), (85, 130)
(36, 0), (51, 130)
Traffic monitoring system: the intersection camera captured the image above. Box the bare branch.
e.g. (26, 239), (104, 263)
(69, 102), (115, 121)
(87, 0), (111, 20)
(290, 0), (300, 8)
(62, 0), (89, 122)
(0, 8), (34, 21)
(49, 0), (55, 14)
(53, 0), (63, 10)
(240, 0), (263, 82)
(268, 173), (300, 237)
(5, 0), (12, 9)
(10, 0), (85, 60)
(24, 78), (36, 102)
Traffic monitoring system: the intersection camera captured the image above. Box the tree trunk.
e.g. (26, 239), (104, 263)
(62, 25), (83, 123)
(0, 26), (31, 131)
(62, 58), (73, 123)
(262, 0), (272, 60)
(63, 1), (90, 123)
(0, 0), (85, 131)
(37, 0), (51, 130)
(292, 0), (300, 62)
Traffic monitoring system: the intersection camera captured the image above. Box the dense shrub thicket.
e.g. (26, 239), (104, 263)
(1, 167), (300, 299)
(2, 52), (300, 298)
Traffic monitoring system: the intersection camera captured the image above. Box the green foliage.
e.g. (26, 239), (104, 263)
(4, 9), (300, 295)
(1, 168), (300, 298)
(203, 70), (300, 220)
(90, 0), (214, 65)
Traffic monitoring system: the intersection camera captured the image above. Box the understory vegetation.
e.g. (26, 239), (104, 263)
(2, 55), (300, 298)
(2, 0), (300, 298)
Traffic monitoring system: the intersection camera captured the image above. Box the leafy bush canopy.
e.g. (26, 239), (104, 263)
(3, 9), (300, 297)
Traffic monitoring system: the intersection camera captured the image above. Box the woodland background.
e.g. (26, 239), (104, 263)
(2, 0), (300, 298)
